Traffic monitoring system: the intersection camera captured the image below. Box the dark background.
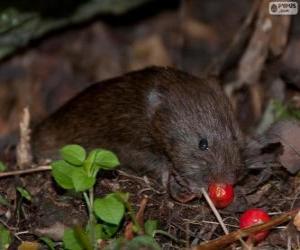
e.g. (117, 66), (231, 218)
(0, 0), (299, 139)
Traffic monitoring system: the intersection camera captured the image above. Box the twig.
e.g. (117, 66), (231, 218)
(201, 220), (239, 228)
(124, 196), (148, 240)
(0, 165), (51, 178)
(135, 196), (148, 228)
(16, 107), (33, 169)
(201, 188), (229, 235)
(14, 230), (29, 237)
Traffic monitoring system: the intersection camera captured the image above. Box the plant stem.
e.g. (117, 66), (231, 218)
(89, 188), (94, 209)
(120, 197), (142, 233)
(84, 189), (97, 250)
(83, 192), (91, 213)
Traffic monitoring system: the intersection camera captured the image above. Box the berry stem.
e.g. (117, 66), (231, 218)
(201, 187), (229, 235)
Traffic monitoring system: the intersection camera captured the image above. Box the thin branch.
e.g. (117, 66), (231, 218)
(0, 165), (51, 178)
(201, 188), (229, 235)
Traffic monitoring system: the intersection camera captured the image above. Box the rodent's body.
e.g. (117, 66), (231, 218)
(32, 67), (244, 201)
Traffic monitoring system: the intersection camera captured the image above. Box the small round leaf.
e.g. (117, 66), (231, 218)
(51, 160), (77, 189)
(63, 228), (83, 250)
(94, 149), (120, 170)
(71, 169), (96, 192)
(60, 145), (86, 166)
(93, 195), (125, 225)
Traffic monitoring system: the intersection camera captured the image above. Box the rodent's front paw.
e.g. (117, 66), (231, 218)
(168, 174), (196, 203)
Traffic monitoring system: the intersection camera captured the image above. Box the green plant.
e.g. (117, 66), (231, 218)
(272, 100), (300, 121)
(39, 237), (56, 250)
(16, 187), (32, 223)
(16, 187), (32, 201)
(50, 144), (162, 250)
(0, 194), (9, 207)
(0, 161), (6, 172)
(0, 225), (10, 250)
(51, 145), (128, 249)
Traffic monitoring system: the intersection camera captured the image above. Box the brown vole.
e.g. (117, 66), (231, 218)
(32, 66), (244, 202)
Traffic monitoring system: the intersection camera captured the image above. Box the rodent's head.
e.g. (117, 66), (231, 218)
(147, 71), (244, 197)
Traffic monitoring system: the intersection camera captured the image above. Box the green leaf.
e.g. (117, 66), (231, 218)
(60, 145), (86, 166)
(87, 223), (118, 241)
(83, 149), (98, 176)
(0, 162), (6, 172)
(0, 195), (9, 207)
(88, 149), (120, 175)
(101, 223), (119, 239)
(126, 235), (161, 250)
(71, 169), (96, 192)
(0, 225), (10, 250)
(86, 223), (102, 242)
(16, 187), (31, 201)
(93, 224), (103, 241)
(39, 237), (55, 250)
(84, 149), (120, 177)
(63, 228), (83, 250)
(51, 160), (77, 189)
(144, 220), (158, 237)
(273, 100), (300, 121)
(93, 194), (125, 225)
(92, 149), (120, 170)
(73, 226), (93, 250)
(113, 192), (129, 203)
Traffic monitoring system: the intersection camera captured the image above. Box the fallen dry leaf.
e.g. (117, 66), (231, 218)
(293, 210), (300, 231)
(267, 120), (300, 174)
(246, 120), (300, 174)
(17, 241), (40, 250)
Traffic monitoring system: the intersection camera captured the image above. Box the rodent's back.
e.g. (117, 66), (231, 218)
(32, 67), (201, 159)
(32, 67), (156, 159)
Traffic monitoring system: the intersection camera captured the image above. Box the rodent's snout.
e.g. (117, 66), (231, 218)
(174, 164), (211, 193)
(179, 163), (239, 194)
(169, 161), (241, 203)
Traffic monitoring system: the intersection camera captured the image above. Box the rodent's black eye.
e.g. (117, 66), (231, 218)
(199, 138), (208, 151)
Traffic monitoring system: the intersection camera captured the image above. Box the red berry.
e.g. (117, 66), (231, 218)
(239, 208), (271, 242)
(208, 183), (234, 208)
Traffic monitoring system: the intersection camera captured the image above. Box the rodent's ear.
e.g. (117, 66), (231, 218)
(147, 87), (165, 118)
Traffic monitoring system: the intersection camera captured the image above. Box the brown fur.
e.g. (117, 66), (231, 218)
(32, 66), (244, 199)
